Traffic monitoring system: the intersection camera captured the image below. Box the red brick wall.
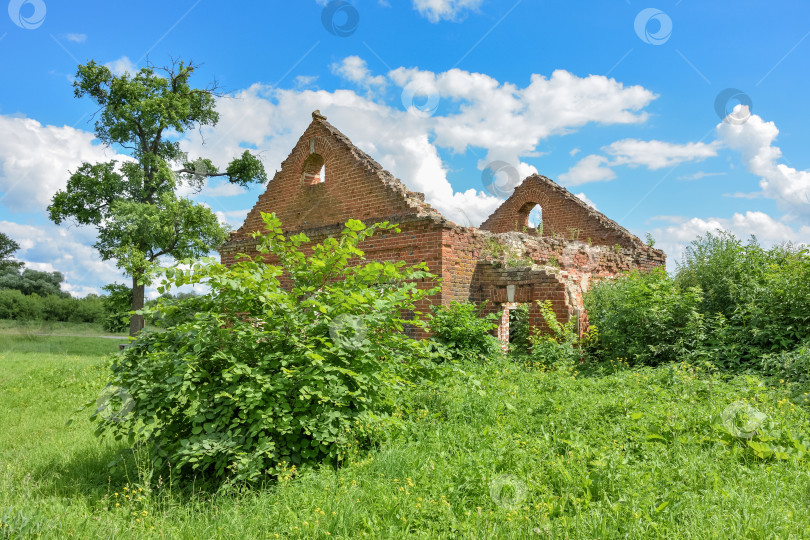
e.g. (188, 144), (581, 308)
(437, 224), (665, 337)
(220, 113), (667, 344)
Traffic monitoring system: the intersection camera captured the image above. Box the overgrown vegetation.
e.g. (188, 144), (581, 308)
(586, 231), (810, 380)
(0, 289), (104, 323)
(1, 227), (808, 537)
(508, 303), (531, 355)
(527, 300), (594, 367)
(428, 301), (500, 361)
(3, 330), (810, 537)
(585, 267), (704, 366)
(92, 214), (442, 485)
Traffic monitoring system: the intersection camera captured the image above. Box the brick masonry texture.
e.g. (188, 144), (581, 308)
(220, 111), (667, 343)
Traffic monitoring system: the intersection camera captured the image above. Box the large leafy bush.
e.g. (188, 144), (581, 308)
(587, 231), (810, 371)
(527, 300), (596, 367)
(585, 267), (703, 366)
(92, 214), (441, 484)
(676, 232), (810, 362)
(428, 301), (500, 361)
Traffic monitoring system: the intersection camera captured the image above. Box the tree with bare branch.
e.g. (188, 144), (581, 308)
(49, 59), (267, 335)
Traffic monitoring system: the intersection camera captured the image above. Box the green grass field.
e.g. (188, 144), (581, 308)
(1, 324), (809, 538)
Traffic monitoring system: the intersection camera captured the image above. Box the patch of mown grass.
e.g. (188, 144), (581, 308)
(1, 335), (809, 538)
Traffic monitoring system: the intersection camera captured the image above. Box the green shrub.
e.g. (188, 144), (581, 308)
(743, 250), (810, 356)
(39, 293), (74, 321)
(508, 303), (531, 355)
(760, 341), (810, 388)
(427, 301), (500, 361)
(585, 267), (703, 366)
(0, 289), (104, 324)
(0, 289), (43, 320)
(69, 294), (104, 323)
(676, 232), (810, 362)
(92, 214), (442, 485)
(675, 230), (750, 319)
(148, 291), (206, 329)
(0, 266), (68, 297)
(101, 283), (132, 332)
(528, 300), (594, 367)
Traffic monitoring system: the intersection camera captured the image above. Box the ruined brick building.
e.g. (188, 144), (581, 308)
(220, 111), (666, 344)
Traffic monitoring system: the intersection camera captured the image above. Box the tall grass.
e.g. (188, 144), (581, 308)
(1, 331), (809, 538)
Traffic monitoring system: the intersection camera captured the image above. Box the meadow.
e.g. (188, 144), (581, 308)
(1, 322), (809, 539)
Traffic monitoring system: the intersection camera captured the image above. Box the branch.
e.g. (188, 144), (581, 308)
(173, 168), (229, 178)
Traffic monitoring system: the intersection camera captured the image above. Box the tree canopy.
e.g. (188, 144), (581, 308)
(48, 59), (267, 335)
(0, 232), (22, 271)
(0, 265), (67, 297)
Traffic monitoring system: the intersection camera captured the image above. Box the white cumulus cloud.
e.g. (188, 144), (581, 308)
(0, 115), (122, 213)
(560, 139), (719, 186)
(181, 61), (657, 226)
(605, 139), (719, 170)
(412, 0), (483, 22)
(559, 155), (616, 186)
(717, 106), (810, 221)
(104, 56), (137, 76)
(331, 56), (386, 93)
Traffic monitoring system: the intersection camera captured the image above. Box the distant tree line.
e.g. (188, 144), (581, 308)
(0, 231), (184, 332)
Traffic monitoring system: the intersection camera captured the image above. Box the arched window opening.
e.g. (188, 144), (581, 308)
(302, 153), (325, 185)
(517, 202), (543, 234)
(528, 205), (542, 230)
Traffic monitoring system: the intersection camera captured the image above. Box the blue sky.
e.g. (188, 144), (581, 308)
(1, 0), (809, 296)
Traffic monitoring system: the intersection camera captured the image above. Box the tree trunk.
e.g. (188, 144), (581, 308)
(129, 273), (145, 336)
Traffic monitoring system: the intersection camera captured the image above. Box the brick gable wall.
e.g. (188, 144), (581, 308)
(479, 174), (645, 249)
